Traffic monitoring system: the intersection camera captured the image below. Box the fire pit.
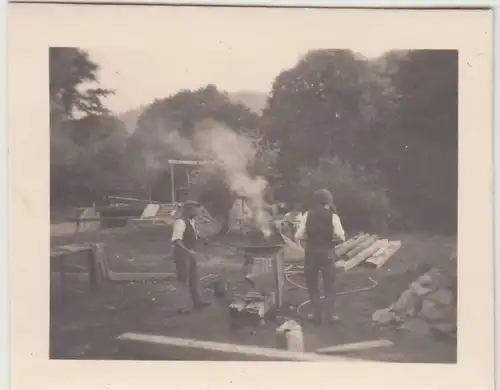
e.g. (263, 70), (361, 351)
(237, 228), (286, 310)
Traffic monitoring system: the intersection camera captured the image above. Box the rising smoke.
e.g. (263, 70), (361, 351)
(162, 119), (272, 236)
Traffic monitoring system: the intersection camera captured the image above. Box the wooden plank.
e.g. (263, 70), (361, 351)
(116, 333), (357, 361)
(345, 236), (377, 259)
(167, 159), (216, 165)
(50, 272), (90, 280)
(364, 241), (402, 269)
(51, 244), (93, 257)
(107, 271), (176, 282)
(343, 239), (383, 271)
(335, 234), (368, 257)
(107, 196), (160, 204)
(365, 239), (390, 261)
(316, 339), (394, 354)
(334, 233), (362, 252)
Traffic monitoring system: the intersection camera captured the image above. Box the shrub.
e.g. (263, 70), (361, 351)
(297, 157), (392, 233)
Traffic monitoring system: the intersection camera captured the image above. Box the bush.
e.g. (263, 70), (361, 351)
(189, 166), (233, 218)
(297, 157), (392, 233)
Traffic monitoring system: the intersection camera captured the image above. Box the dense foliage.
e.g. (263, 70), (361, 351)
(50, 48), (458, 234)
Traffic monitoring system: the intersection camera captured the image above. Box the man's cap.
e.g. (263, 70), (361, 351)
(314, 189), (333, 205)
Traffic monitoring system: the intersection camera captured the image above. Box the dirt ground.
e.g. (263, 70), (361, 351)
(50, 225), (457, 362)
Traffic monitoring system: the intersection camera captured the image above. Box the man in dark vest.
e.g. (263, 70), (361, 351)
(295, 189), (346, 324)
(171, 200), (211, 313)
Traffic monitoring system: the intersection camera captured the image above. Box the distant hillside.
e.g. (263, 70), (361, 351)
(229, 91), (267, 114)
(118, 106), (144, 134)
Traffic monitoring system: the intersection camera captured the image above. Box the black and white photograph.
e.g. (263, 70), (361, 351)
(49, 40), (460, 360)
(8, 4), (493, 378)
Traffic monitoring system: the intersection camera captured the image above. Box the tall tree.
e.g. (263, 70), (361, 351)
(261, 48), (457, 232)
(383, 50), (458, 232)
(50, 48), (120, 206)
(262, 49), (396, 188)
(51, 115), (129, 206)
(49, 47), (114, 123)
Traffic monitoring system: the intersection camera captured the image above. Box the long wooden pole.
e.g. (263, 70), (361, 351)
(170, 164), (176, 204)
(117, 333), (356, 361)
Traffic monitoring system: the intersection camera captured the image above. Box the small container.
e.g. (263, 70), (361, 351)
(275, 320), (304, 352)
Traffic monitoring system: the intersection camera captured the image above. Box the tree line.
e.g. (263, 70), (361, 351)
(50, 47), (458, 234)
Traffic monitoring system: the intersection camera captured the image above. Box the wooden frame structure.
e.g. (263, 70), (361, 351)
(167, 159), (216, 204)
(50, 243), (176, 303)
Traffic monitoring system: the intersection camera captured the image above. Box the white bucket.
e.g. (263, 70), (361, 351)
(276, 320), (304, 352)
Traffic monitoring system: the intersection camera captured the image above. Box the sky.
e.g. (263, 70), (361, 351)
(86, 44), (389, 114)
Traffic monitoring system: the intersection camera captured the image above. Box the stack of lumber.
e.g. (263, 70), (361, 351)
(334, 233), (402, 271)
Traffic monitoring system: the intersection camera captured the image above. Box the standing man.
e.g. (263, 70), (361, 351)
(282, 202), (305, 239)
(171, 199), (211, 313)
(295, 189), (346, 324)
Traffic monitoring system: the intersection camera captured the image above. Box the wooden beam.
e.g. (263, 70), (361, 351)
(334, 233), (362, 252)
(107, 272), (175, 282)
(365, 239), (390, 261)
(335, 234), (368, 257)
(167, 159), (216, 165)
(116, 333), (357, 361)
(364, 241), (402, 269)
(343, 239), (384, 271)
(316, 339), (394, 355)
(345, 236), (377, 260)
(69, 216), (159, 223)
(107, 196), (161, 204)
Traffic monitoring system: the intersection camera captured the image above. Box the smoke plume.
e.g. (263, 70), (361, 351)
(161, 119), (271, 236)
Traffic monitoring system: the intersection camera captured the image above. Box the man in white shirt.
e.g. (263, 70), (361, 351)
(282, 202), (305, 238)
(171, 200), (211, 313)
(294, 189), (346, 324)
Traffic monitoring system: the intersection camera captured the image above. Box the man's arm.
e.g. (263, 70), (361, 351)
(332, 214), (346, 242)
(294, 212), (308, 241)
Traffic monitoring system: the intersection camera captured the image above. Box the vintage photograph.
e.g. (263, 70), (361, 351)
(49, 42), (458, 362)
(7, 2), (495, 388)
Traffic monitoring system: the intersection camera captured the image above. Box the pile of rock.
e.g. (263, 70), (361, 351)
(372, 264), (457, 339)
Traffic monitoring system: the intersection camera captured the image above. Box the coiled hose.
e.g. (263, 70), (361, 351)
(209, 240), (379, 318)
(284, 264), (378, 317)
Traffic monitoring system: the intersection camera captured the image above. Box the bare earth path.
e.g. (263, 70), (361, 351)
(50, 226), (456, 362)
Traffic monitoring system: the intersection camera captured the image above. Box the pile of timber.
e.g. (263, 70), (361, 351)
(334, 233), (402, 271)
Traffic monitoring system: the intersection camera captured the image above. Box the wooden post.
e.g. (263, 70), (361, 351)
(87, 247), (102, 290)
(186, 166), (191, 186)
(170, 164), (176, 204)
(58, 255), (68, 303)
(240, 197), (245, 234)
(73, 220), (81, 236)
(273, 249), (285, 309)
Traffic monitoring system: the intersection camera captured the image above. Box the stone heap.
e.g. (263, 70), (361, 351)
(372, 261), (457, 339)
